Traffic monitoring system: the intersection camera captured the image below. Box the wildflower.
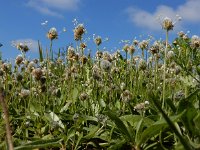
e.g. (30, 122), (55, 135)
(16, 73), (23, 81)
(191, 35), (200, 48)
(80, 55), (88, 64)
(1, 63), (9, 72)
(20, 89), (30, 98)
(139, 40), (148, 50)
(73, 113), (79, 121)
(73, 24), (85, 41)
(133, 39), (139, 46)
(174, 90), (185, 100)
(100, 60), (111, 71)
(32, 68), (43, 80)
(79, 92), (89, 101)
(150, 41), (160, 54)
(178, 31), (185, 38)
(27, 61), (35, 72)
(120, 82), (126, 91)
(134, 101), (149, 111)
(97, 114), (107, 124)
(127, 45), (135, 55)
(94, 36), (102, 46)
(162, 17), (174, 31)
(15, 55), (23, 66)
(47, 27), (58, 40)
(103, 51), (112, 62)
(95, 51), (103, 59)
(121, 90), (132, 103)
(92, 65), (101, 80)
(67, 46), (76, 61)
(80, 42), (87, 49)
(138, 59), (147, 71)
(13, 42), (29, 52)
(167, 50), (175, 59)
(123, 44), (129, 52)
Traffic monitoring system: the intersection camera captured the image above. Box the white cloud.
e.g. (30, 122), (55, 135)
(12, 39), (39, 52)
(26, 0), (80, 18)
(127, 0), (200, 31)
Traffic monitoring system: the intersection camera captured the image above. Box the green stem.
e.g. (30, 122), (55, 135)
(162, 31), (168, 108)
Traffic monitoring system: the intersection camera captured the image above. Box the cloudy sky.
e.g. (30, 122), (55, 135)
(0, 0), (200, 60)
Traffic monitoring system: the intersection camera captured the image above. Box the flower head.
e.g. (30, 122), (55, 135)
(73, 24), (85, 41)
(47, 27), (58, 40)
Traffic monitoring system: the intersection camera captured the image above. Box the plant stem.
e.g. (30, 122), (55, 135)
(0, 90), (14, 150)
(162, 31), (168, 108)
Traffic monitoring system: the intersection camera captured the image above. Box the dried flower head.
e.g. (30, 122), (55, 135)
(167, 50), (175, 59)
(134, 101), (149, 111)
(127, 45), (135, 55)
(191, 35), (200, 48)
(96, 51), (103, 59)
(123, 44), (129, 52)
(94, 36), (102, 46)
(139, 40), (149, 50)
(32, 68), (43, 80)
(162, 17), (174, 31)
(121, 90), (132, 103)
(138, 59), (147, 71)
(100, 59), (111, 71)
(20, 89), (30, 98)
(47, 27), (58, 40)
(15, 55), (23, 65)
(12, 41), (30, 52)
(79, 92), (89, 101)
(74, 24), (85, 41)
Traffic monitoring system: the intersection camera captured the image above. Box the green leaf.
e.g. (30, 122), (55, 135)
(138, 112), (185, 147)
(83, 125), (100, 140)
(135, 118), (143, 144)
(120, 115), (154, 127)
(104, 111), (132, 142)
(74, 132), (83, 150)
(73, 88), (79, 102)
(14, 138), (61, 150)
(178, 88), (200, 113)
(107, 139), (126, 150)
(38, 40), (43, 62)
(46, 111), (64, 129)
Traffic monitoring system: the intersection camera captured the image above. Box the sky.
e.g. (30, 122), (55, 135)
(0, 0), (200, 61)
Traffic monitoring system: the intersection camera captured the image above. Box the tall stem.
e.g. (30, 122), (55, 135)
(0, 91), (14, 150)
(162, 31), (168, 108)
(50, 40), (53, 60)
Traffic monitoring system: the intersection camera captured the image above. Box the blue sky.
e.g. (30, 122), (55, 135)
(0, 0), (200, 60)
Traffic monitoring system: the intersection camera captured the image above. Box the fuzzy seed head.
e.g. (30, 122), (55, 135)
(47, 27), (58, 40)
(162, 17), (174, 31)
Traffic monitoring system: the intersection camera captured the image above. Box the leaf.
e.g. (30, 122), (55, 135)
(74, 132), (83, 150)
(107, 139), (126, 150)
(177, 88), (200, 113)
(72, 88), (79, 102)
(83, 125), (100, 140)
(120, 115), (154, 127)
(135, 118), (143, 144)
(14, 138), (61, 150)
(104, 111), (132, 142)
(138, 111), (185, 147)
(46, 111), (64, 129)
(38, 40), (43, 62)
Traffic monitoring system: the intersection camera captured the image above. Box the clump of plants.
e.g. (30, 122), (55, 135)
(0, 17), (200, 150)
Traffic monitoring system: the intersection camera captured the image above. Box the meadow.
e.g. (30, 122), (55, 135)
(0, 17), (200, 150)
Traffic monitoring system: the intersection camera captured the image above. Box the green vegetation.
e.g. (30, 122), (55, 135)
(0, 17), (200, 150)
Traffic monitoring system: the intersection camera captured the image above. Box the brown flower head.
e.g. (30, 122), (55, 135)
(47, 27), (58, 40)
